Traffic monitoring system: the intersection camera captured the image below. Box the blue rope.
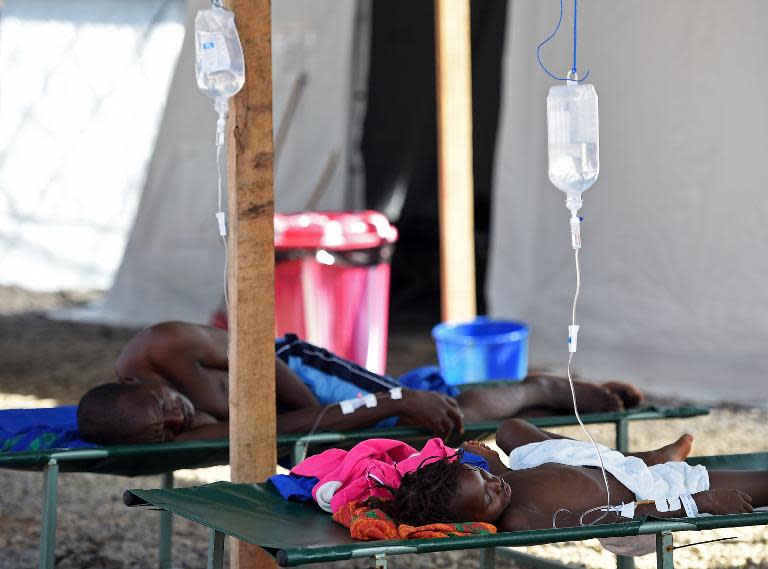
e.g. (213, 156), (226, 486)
(536, 0), (590, 82)
(572, 0), (578, 74)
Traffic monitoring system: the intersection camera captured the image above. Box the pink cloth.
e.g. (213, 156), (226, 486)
(291, 437), (455, 513)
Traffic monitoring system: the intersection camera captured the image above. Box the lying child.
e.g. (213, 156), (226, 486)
(389, 419), (764, 554)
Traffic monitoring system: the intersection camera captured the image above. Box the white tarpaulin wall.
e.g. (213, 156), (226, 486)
(489, 0), (768, 405)
(57, 0), (361, 325)
(0, 0), (185, 291)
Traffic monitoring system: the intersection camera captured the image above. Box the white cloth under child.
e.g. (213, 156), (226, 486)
(508, 439), (709, 500)
(508, 439), (710, 557)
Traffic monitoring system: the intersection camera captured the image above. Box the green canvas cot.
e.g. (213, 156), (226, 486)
(0, 406), (707, 569)
(125, 451), (768, 569)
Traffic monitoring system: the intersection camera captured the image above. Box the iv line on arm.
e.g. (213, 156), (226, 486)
(296, 388), (404, 463)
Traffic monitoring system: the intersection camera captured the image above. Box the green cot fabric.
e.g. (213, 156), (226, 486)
(0, 406), (708, 476)
(1, 431), (62, 453)
(688, 452), (768, 470)
(275, 406), (709, 452)
(0, 439), (229, 476)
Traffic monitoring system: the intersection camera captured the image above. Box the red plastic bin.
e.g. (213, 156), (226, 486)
(274, 211), (398, 374)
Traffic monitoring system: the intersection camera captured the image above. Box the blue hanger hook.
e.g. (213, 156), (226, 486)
(536, 0), (590, 83)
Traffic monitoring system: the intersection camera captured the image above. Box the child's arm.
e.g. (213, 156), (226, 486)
(497, 488), (754, 533)
(632, 488), (753, 518)
(460, 441), (510, 477)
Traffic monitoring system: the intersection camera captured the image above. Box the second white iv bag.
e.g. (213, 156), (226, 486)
(195, 4), (245, 144)
(195, 6), (244, 101)
(547, 83), (599, 215)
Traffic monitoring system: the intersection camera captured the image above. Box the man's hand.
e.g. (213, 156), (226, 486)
(693, 488), (753, 515)
(400, 390), (464, 439)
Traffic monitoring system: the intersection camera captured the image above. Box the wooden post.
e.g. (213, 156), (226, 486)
(228, 1), (277, 568)
(434, 0), (477, 323)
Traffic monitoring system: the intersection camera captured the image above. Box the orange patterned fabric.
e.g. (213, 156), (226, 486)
(333, 500), (496, 541)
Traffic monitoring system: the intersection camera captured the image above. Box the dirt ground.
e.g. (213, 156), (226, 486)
(1, 285), (767, 569)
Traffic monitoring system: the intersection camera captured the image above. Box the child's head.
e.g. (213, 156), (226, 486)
(392, 454), (512, 525)
(77, 382), (195, 444)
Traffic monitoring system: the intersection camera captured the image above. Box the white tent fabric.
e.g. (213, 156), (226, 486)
(489, 0), (768, 405)
(57, 0), (361, 325)
(0, 0), (185, 291)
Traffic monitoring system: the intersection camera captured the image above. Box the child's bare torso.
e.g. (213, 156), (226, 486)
(498, 463), (636, 532)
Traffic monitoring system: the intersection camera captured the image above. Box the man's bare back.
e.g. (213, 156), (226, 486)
(115, 322), (229, 419)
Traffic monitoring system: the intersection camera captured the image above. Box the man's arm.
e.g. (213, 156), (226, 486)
(275, 359), (322, 410)
(277, 389), (465, 438)
(175, 421), (230, 441)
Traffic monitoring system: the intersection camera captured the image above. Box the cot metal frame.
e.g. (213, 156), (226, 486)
(278, 409), (676, 569)
(36, 450), (175, 569)
(9, 406), (706, 569)
(199, 517), (765, 569)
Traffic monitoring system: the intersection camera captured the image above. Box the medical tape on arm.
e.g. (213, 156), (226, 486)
(340, 392), (384, 414)
(680, 493), (699, 517)
(618, 502), (636, 518)
(338, 387), (404, 415)
(340, 398), (364, 414)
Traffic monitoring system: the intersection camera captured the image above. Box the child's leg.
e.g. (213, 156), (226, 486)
(631, 435), (693, 465)
(495, 419), (567, 455)
(456, 375), (629, 423)
(708, 470), (768, 507)
(495, 418), (693, 465)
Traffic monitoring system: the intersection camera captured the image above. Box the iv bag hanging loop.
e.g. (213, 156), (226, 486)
(536, 0), (590, 83)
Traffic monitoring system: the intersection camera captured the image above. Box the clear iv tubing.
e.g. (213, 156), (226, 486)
(560, 245), (614, 527)
(215, 98), (229, 310)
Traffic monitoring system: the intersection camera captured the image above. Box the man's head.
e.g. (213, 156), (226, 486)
(393, 455), (511, 526)
(77, 382), (196, 444)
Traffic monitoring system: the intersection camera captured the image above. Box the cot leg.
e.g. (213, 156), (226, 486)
(617, 555), (635, 569)
(292, 441), (308, 466)
(614, 420), (634, 569)
(615, 419), (629, 453)
(656, 531), (674, 569)
(480, 547), (496, 569)
(368, 553), (387, 569)
(39, 459), (59, 569)
(159, 472), (174, 569)
(207, 529), (225, 569)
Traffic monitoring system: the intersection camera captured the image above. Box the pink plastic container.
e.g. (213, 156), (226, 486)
(274, 211), (398, 374)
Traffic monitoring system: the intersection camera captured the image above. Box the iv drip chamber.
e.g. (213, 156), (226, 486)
(195, 6), (245, 102)
(547, 82), (599, 214)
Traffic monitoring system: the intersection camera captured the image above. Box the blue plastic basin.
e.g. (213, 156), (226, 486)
(431, 317), (529, 385)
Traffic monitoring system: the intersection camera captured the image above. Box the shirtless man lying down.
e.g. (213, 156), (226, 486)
(77, 321), (643, 444)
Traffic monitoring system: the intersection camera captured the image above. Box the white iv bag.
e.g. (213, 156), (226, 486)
(547, 83), (599, 214)
(195, 6), (245, 106)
